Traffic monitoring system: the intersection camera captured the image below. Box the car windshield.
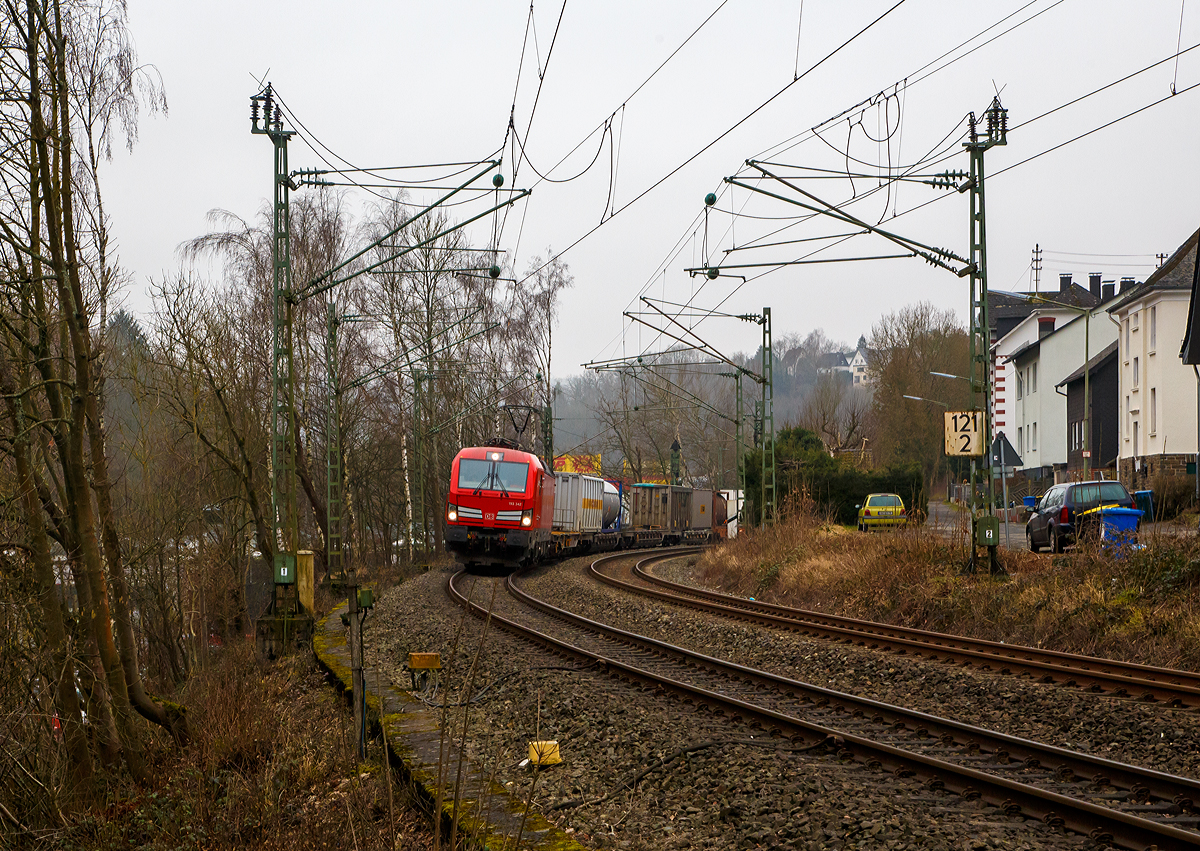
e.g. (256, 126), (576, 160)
(869, 495), (901, 506)
(457, 458), (529, 494)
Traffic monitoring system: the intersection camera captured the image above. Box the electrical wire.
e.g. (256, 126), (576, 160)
(1043, 250), (1159, 258)
(498, 0), (733, 249)
(995, 78), (1200, 179)
(1174, 0), (1188, 94)
(752, 0), (1063, 165)
(511, 120), (611, 184)
(273, 89), (501, 206)
(622, 17), (1200, 371)
(518, 0), (912, 302)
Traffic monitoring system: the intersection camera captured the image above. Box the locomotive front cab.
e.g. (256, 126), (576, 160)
(445, 447), (554, 573)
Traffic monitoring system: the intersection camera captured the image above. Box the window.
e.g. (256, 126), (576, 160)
(1151, 387), (1157, 434)
(1074, 484), (1101, 509)
(1125, 395), (1131, 439)
(1016, 372), (1023, 400)
(1150, 305), (1157, 350)
(1132, 309), (1140, 331)
(1099, 482), (1132, 503)
(1032, 422), (1038, 451)
(1133, 357), (1139, 388)
(1017, 427), (1023, 454)
(457, 458), (530, 494)
(1031, 362), (1038, 393)
(1124, 318), (1130, 359)
(1134, 420), (1139, 451)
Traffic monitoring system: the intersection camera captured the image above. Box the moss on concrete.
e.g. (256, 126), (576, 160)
(312, 603), (584, 851)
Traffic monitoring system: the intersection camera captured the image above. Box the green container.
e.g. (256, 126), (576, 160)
(975, 516), (1000, 547)
(274, 552), (296, 584)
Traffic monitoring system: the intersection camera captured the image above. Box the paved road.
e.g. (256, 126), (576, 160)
(926, 499), (1197, 552)
(926, 499), (1029, 551)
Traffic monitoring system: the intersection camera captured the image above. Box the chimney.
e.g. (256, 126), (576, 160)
(1120, 276), (1135, 292)
(1089, 273), (1101, 300)
(1101, 282), (1115, 303)
(1059, 273), (1072, 293)
(1038, 316), (1056, 339)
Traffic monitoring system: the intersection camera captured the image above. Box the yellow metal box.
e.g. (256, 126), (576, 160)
(528, 740), (562, 766)
(408, 652), (441, 670)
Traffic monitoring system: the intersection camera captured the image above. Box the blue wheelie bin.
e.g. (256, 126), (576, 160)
(1133, 489), (1154, 521)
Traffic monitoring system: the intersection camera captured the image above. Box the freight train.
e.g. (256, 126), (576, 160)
(443, 442), (728, 575)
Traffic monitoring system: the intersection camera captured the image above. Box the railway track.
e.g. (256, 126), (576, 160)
(448, 550), (1200, 850)
(588, 552), (1200, 710)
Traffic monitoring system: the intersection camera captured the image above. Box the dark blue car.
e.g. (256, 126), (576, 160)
(1026, 480), (1135, 553)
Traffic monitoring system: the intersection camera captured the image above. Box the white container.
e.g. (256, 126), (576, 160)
(602, 481), (621, 529)
(553, 472), (605, 533)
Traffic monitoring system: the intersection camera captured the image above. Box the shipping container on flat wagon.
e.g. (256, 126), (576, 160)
(687, 490), (730, 541)
(630, 484), (692, 542)
(552, 472), (606, 533)
(691, 489), (714, 530)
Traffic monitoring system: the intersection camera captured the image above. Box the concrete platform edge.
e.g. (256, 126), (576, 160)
(313, 600), (585, 851)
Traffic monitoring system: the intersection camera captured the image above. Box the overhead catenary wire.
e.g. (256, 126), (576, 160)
(684, 73), (1200, 326)
(606, 7), (1199, 375)
(498, 0), (733, 252)
(523, 0), (913, 315)
(751, 0), (1065, 165)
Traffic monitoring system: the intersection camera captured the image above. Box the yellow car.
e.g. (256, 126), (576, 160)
(856, 493), (907, 531)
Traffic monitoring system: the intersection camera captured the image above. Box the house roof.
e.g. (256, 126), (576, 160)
(1108, 227), (1198, 315)
(1005, 338), (1039, 364)
(816, 351), (848, 369)
(988, 284), (1099, 324)
(1055, 340), (1119, 387)
(1172, 229), (1200, 362)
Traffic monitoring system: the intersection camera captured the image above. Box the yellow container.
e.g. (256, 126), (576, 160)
(408, 652), (442, 670)
(528, 740), (562, 766)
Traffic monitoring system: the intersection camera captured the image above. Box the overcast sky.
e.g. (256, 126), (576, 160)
(106, 0), (1200, 374)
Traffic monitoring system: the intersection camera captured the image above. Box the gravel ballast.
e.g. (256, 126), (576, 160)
(363, 555), (1195, 849)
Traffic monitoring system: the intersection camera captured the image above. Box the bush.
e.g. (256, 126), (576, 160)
(1151, 474), (1194, 521)
(798, 465), (926, 525)
(743, 428), (925, 525)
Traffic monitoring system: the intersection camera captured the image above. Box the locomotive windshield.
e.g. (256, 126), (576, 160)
(457, 458), (530, 495)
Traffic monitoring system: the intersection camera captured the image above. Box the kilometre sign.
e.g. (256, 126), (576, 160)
(944, 411), (983, 457)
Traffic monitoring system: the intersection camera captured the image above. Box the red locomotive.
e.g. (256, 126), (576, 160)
(444, 443), (555, 574)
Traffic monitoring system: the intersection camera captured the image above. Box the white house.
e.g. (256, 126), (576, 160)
(847, 345), (870, 385)
(1108, 229), (1199, 489)
(992, 305), (1082, 440)
(1002, 307), (1117, 478)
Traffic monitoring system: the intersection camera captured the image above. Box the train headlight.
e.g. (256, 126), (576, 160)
(521, 510), (532, 527)
(447, 504), (458, 522)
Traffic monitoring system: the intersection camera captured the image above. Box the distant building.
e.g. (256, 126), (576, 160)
(815, 351), (849, 378)
(784, 335), (873, 386)
(846, 336), (871, 385)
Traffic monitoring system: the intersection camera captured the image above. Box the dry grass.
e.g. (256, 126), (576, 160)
(701, 512), (1200, 671)
(49, 645), (432, 851)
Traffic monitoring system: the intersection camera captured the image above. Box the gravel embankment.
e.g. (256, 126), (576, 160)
(361, 556), (1168, 849)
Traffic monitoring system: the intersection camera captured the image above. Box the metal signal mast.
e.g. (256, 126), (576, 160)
(249, 82), (530, 658)
(250, 83), (307, 652)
